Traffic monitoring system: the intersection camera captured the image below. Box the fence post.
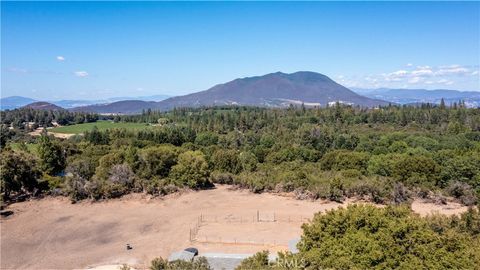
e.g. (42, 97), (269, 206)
(257, 210), (259, 222)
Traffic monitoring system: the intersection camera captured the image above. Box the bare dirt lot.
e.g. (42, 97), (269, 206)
(0, 185), (469, 270)
(28, 127), (76, 139)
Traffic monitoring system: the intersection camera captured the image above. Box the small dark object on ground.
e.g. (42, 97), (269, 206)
(184, 247), (198, 256)
(126, 244), (133, 250)
(0, 210), (14, 217)
(15, 194), (29, 202)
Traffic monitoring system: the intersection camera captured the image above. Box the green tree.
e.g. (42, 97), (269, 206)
(320, 150), (370, 173)
(150, 257), (211, 270)
(212, 149), (241, 174)
(170, 150), (211, 189)
(391, 154), (439, 186)
(0, 150), (41, 199)
(299, 205), (479, 269)
(235, 250), (270, 270)
(239, 151), (258, 172)
(138, 145), (179, 179)
(37, 134), (65, 175)
(195, 131), (219, 146)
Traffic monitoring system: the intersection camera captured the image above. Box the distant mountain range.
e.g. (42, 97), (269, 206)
(352, 88), (480, 108)
(71, 72), (389, 113)
(6, 72), (479, 114)
(0, 95), (170, 110)
(5, 72), (390, 114)
(70, 100), (161, 114)
(0, 96), (37, 110)
(153, 71), (389, 111)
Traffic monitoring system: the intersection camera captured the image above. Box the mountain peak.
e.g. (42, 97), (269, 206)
(155, 71), (388, 111)
(22, 102), (64, 111)
(59, 71), (390, 114)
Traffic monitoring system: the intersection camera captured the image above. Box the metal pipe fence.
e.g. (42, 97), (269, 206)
(189, 210), (311, 243)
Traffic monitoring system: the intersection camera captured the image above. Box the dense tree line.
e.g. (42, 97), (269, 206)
(0, 107), (99, 129)
(1, 105), (479, 207)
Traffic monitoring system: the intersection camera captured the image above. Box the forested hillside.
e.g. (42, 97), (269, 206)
(1, 104), (480, 207)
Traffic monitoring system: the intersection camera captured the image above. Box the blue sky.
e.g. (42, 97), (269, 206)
(2, 1), (479, 100)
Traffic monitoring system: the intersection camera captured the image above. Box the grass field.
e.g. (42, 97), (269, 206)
(9, 143), (38, 154)
(50, 121), (152, 134)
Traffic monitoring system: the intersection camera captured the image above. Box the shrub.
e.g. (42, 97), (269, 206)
(238, 151), (258, 172)
(39, 173), (64, 191)
(391, 182), (411, 205)
(391, 154), (439, 187)
(65, 176), (88, 202)
(66, 158), (97, 180)
(150, 256), (211, 270)
(195, 132), (219, 146)
(1, 150), (41, 200)
(170, 151), (211, 189)
(347, 177), (390, 203)
(294, 187), (318, 200)
(212, 149), (241, 174)
(137, 145), (179, 179)
(447, 181), (477, 206)
(103, 163), (136, 198)
(320, 150), (370, 173)
(299, 205), (479, 269)
(235, 250), (269, 270)
(209, 171), (234, 184)
(341, 169), (362, 179)
(328, 178), (345, 202)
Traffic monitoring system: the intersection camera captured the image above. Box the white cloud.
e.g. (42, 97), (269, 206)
(381, 64), (475, 84)
(56, 56), (65, 61)
(341, 64), (478, 90)
(411, 67), (434, 77)
(384, 70), (408, 82)
(436, 65), (469, 76)
(408, 77), (422, 84)
(406, 63), (413, 67)
(74, 71), (88, 77)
